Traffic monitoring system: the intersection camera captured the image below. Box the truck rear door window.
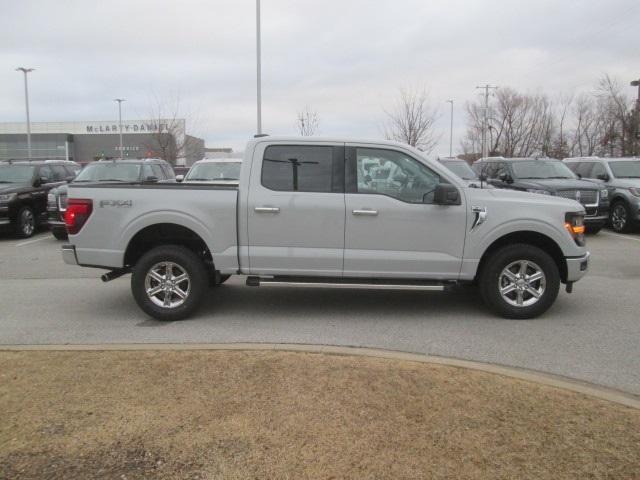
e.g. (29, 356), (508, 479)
(262, 145), (336, 192)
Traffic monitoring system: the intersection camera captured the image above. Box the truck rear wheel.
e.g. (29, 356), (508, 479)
(131, 245), (208, 321)
(479, 244), (560, 319)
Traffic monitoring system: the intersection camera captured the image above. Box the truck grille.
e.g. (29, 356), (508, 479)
(556, 189), (598, 206)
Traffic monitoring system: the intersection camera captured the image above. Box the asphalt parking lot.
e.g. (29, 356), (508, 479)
(1, 228), (639, 395)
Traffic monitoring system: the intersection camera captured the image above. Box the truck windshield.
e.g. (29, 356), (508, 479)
(0, 164), (35, 183)
(511, 160), (576, 180)
(186, 162), (241, 181)
(74, 163), (141, 182)
(441, 161), (478, 180)
(609, 160), (640, 178)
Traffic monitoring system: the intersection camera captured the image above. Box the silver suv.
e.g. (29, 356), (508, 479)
(564, 157), (640, 233)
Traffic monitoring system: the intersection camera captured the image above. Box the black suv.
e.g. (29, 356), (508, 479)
(472, 157), (610, 233)
(0, 160), (79, 238)
(48, 158), (175, 240)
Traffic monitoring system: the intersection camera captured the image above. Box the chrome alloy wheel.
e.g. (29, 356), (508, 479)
(21, 209), (35, 236)
(144, 261), (191, 309)
(611, 204), (627, 232)
(499, 260), (546, 307)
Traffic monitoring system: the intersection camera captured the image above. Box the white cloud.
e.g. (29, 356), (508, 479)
(1, 0), (638, 153)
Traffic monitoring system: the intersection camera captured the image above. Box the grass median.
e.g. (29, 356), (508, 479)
(1, 350), (639, 479)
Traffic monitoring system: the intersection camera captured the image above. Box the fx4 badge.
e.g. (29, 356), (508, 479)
(99, 200), (132, 208)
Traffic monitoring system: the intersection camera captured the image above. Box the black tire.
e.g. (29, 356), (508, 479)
(15, 206), (36, 238)
(51, 227), (68, 241)
(131, 245), (209, 321)
(479, 243), (560, 320)
(610, 201), (631, 233)
(585, 225), (602, 235)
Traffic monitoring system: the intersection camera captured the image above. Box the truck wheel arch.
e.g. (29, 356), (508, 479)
(476, 231), (568, 284)
(124, 223), (213, 270)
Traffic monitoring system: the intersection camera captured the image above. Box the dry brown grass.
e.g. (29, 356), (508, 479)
(0, 350), (639, 480)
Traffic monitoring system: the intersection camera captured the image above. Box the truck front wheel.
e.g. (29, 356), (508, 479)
(131, 245), (208, 321)
(479, 244), (560, 319)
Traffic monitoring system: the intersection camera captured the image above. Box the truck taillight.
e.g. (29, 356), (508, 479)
(65, 199), (93, 235)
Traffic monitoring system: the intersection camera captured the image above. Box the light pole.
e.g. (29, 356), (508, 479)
(256, 0), (263, 136)
(446, 100), (454, 157)
(631, 79), (640, 154)
(475, 84), (498, 159)
(16, 67), (35, 159)
(114, 98), (125, 158)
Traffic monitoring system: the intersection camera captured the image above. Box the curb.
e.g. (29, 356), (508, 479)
(2, 342), (639, 410)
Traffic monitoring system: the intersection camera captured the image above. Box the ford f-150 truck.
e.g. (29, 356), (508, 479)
(62, 137), (590, 321)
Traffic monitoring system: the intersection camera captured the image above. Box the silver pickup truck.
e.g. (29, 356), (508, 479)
(62, 137), (590, 320)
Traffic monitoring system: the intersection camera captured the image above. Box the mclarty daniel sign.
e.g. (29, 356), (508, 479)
(83, 120), (182, 134)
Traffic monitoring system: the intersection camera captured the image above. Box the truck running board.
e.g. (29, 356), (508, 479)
(245, 276), (452, 291)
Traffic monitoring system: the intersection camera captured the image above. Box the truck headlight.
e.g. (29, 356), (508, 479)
(0, 193), (17, 203)
(600, 189), (609, 199)
(565, 212), (585, 246)
(527, 189), (551, 195)
(47, 193), (56, 205)
(629, 187), (640, 198)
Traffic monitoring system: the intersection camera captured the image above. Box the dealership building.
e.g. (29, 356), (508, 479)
(0, 119), (204, 165)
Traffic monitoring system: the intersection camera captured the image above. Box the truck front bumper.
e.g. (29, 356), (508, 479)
(566, 252), (590, 282)
(62, 244), (79, 266)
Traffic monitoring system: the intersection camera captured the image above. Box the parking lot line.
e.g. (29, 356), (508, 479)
(15, 235), (52, 247)
(600, 231), (640, 244)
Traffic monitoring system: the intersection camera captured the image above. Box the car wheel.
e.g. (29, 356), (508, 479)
(479, 243), (560, 319)
(131, 245), (208, 321)
(610, 202), (631, 233)
(51, 227), (68, 241)
(16, 206), (36, 238)
(585, 225), (602, 235)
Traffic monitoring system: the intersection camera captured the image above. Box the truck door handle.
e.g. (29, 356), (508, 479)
(255, 207), (280, 213)
(352, 209), (378, 216)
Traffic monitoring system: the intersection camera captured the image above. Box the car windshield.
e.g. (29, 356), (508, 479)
(186, 162), (241, 181)
(609, 160), (640, 178)
(511, 160), (576, 179)
(0, 164), (36, 183)
(73, 163), (141, 182)
(441, 161), (478, 180)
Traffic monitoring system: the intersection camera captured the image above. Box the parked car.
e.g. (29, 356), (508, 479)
(472, 157), (609, 233)
(48, 158), (175, 240)
(564, 157), (640, 233)
(62, 137), (590, 321)
(0, 159), (77, 238)
(437, 157), (491, 188)
(179, 158), (242, 184)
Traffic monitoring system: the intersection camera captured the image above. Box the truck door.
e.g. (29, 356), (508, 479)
(246, 143), (345, 276)
(343, 145), (466, 279)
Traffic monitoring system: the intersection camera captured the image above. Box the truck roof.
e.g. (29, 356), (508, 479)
(247, 136), (424, 151)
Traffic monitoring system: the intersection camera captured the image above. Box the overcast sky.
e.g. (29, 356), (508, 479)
(1, 0), (638, 155)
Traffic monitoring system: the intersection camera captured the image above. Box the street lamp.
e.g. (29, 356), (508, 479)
(632, 80), (640, 152)
(114, 98), (125, 158)
(446, 100), (454, 157)
(256, 0), (262, 136)
(16, 67), (35, 159)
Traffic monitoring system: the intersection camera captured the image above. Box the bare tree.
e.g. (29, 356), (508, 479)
(383, 87), (441, 153)
(296, 105), (320, 136)
(146, 94), (203, 165)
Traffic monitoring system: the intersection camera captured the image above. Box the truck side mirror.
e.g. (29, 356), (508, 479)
(498, 173), (513, 183)
(175, 174), (184, 182)
(432, 184), (461, 205)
